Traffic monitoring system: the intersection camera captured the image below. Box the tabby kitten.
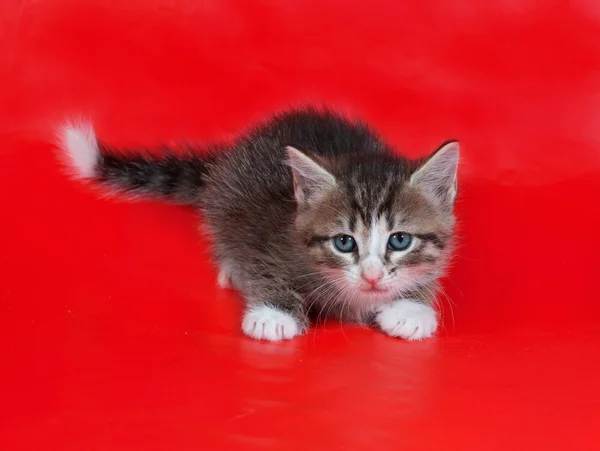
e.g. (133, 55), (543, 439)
(57, 108), (459, 342)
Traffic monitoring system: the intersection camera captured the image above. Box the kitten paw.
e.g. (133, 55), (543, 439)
(375, 299), (438, 340)
(242, 306), (303, 341)
(217, 262), (235, 289)
(217, 269), (232, 289)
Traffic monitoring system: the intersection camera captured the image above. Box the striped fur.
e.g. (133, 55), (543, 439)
(57, 108), (459, 342)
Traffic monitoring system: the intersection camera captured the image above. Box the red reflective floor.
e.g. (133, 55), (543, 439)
(2, 1), (600, 449)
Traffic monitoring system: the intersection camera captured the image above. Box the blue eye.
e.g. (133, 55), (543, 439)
(388, 233), (412, 251)
(333, 235), (357, 253)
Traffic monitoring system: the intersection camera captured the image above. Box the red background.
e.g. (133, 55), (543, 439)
(1, 0), (600, 449)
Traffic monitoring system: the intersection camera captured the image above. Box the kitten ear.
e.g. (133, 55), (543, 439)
(286, 146), (336, 204)
(410, 141), (459, 208)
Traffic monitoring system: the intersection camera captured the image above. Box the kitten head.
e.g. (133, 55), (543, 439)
(287, 142), (459, 308)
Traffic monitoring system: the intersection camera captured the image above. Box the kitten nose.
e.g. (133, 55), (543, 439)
(361, 269), (384, 286)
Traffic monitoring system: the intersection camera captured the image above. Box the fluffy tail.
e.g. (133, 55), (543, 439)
(56, 121), (215, 205)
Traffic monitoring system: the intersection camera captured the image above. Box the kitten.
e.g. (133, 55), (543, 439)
(57, 108), (459, 342)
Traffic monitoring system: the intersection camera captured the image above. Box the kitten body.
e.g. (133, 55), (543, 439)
(58, 109), (459, 341)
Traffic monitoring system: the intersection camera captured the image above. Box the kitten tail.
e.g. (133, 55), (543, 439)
(57, 120), (100, 179)
(56, 120), (215, 205)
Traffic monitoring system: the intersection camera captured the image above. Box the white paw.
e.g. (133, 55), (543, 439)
(242, 305), (303, 342)
(217, 268), (232, 289)
(216, 261), (235, 289)
(375, 299), (438, 340)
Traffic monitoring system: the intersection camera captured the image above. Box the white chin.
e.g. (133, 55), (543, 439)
(356, 289), (394, 304)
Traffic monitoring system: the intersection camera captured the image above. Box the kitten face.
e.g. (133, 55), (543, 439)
(287, 142), (458, 309)
(300, 186), (453, 307)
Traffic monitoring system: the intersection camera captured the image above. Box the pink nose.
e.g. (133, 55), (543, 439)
(361, 271), (384, 286)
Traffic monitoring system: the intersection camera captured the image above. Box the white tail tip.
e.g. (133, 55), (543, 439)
(57, 120), (99, 179)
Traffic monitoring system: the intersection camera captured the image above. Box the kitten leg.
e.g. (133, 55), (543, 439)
(217, 270), (232, 289)
(374, 299), (438, 340)
(241, 291), (307, 342)
(216, 261), (235, 289)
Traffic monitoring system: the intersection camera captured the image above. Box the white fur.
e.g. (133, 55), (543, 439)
(217, 260), (236, 289)
(360, 216), (387, 282)
(242, 305), (302, 341)
(217, 268), (233, 289)
(368, 216), (386, 256)
(57, 121), (99, 179)
(375, 299), (438, 340)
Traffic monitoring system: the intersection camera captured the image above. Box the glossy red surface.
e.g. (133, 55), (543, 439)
(2, 1), (600, 449)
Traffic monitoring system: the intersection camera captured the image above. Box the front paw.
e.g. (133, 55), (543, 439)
(375, 299), (438, 340)
(242, 305), (304, 342)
